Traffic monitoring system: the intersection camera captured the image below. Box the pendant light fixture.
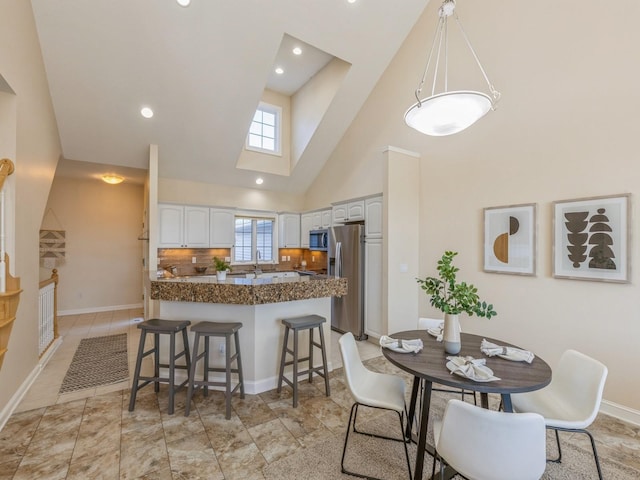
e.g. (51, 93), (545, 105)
(101, 174), (124, 185)
(404, 0), (500, 136)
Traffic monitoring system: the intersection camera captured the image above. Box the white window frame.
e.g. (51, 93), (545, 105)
(245, 102), (282, 156)
(232, 213), (278, 265)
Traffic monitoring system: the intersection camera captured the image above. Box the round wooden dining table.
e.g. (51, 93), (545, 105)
(382, 330), (552, 480)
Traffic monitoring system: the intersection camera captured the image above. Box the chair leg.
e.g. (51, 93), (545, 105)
(153, 333), (160, 393)
(181, 327), (191, 379)
(292, 329), (299, 407)
(318, 325), (331, 397)
(549, 427), (603, 480)
(168, 332), (176, 415)
(308, 327), (314, 383)
(341, 403), (411, 480)
(277, 327), (289, 393)
(225, 333), (232, 419)
(185, 332), (200, 417)
(234, 331), (245, 398)
(202, 336), (210, 397)
(128, 330), (147, 411)
(584, 429), (604, 480)
(341, 403), (358, 476)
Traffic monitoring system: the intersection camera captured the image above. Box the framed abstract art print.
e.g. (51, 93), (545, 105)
(484, 203), (536, 275)
(553, 194), (630, 282)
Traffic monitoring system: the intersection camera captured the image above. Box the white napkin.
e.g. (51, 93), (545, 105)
(446, 356), (501, 382)
(480, 338), (535, 363)
(379, 335), (424, 354)
(427, 325), (443, 342)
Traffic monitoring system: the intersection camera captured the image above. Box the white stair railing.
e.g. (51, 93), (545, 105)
(38, 269), (58, 356)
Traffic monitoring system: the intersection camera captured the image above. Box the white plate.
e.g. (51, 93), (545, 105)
(445, 361), (499, 383)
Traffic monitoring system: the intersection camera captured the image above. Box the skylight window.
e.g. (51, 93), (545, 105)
(246, 102), (282, 156)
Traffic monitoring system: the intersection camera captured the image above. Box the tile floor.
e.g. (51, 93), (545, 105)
(1, 309), (639, 479)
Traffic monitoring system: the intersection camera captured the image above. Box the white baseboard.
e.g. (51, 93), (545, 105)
(601, 399), (640, 426)
(59, 303), (143, 316)
(0, 338), (62, 431)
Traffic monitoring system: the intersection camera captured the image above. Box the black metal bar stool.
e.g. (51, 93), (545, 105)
(185, 321), (245, 419)
(128, 318), (191, 415)
(277, 314), (330, 407)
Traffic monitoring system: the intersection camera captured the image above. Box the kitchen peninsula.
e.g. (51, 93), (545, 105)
(150, 274), (347, 394)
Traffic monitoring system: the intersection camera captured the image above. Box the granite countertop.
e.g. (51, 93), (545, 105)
(150, 275), (347, 305)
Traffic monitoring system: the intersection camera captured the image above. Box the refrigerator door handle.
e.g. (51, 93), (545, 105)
(335, 241), (342, 278)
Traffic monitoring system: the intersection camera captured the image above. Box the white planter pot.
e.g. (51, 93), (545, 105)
(216, 270), (227, 281)
(443, 313), (461, 354)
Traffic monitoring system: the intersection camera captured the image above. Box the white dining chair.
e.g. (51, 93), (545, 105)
(418, 317), (476, 405)
(511, 349), (608, 480)
(338, 332), (412, 479)
(432, 399), (547, 480)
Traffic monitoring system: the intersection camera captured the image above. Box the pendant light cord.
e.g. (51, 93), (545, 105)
(413, 0), (500, 107)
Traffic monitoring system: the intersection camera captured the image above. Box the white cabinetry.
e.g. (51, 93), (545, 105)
(365, 196), (383, 238)
(332, 200), (365, 224)
(159, 204), (210, 248)
(301, 209), (332, 248)
(210, 208), (235, 248)
(321, 209), (332, 228)
(364, 237), (383, 338)
(278, 213), (301, 248)
(300, 213), (313, 248)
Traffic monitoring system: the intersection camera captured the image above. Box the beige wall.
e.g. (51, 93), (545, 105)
(0, 0), (61, 413)
(41, 176), (144, 313)
(158, 177), (303, 212)
(305, 0), (640, 413)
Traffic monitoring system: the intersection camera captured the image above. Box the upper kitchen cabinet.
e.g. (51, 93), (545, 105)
(332, 200), (364, 224)
(321, 209), (332, 228)
(364, 196), (383, 238)
(159, 204), (210, 248)
(300, 213), (313, 248)
(210, 208), (235, 248)
(278, 213), (301, 248)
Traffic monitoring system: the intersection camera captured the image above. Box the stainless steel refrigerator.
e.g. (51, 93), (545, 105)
(328, 224), (367, 340)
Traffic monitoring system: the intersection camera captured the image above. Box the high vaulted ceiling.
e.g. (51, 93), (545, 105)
(31, 0), (430, 192)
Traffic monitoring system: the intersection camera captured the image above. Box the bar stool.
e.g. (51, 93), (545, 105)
(277, 314), (330, 407)
(129, 318), (191, 415)
(185, 321), (245, 419)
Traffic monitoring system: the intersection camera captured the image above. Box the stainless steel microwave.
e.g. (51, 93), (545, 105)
(309, 229), (328, 251)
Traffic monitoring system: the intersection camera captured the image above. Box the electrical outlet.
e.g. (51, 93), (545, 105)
(192, 256), (197, 263)
(224, 256), (231, 262)
(312, 256), (315, 262)
(281, 255), (286, 262)
(287, 255), (291, 261)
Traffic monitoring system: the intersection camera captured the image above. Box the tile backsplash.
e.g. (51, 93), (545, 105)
(157, 248), (327, 276)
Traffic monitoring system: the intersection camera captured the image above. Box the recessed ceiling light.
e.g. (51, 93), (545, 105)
(102, 174), (124, 185)
(275, 67), (284, 75)
(140, 107), (154, 118)
(292, 47), (302, 55)
(347, 0), (357, 3)
(255, 178), (264, 185)
(176, 0), (191, 6)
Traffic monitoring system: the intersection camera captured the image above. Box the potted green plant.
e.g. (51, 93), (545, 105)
(213, 256), (231, 281)
(416, 251), (496, 354)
